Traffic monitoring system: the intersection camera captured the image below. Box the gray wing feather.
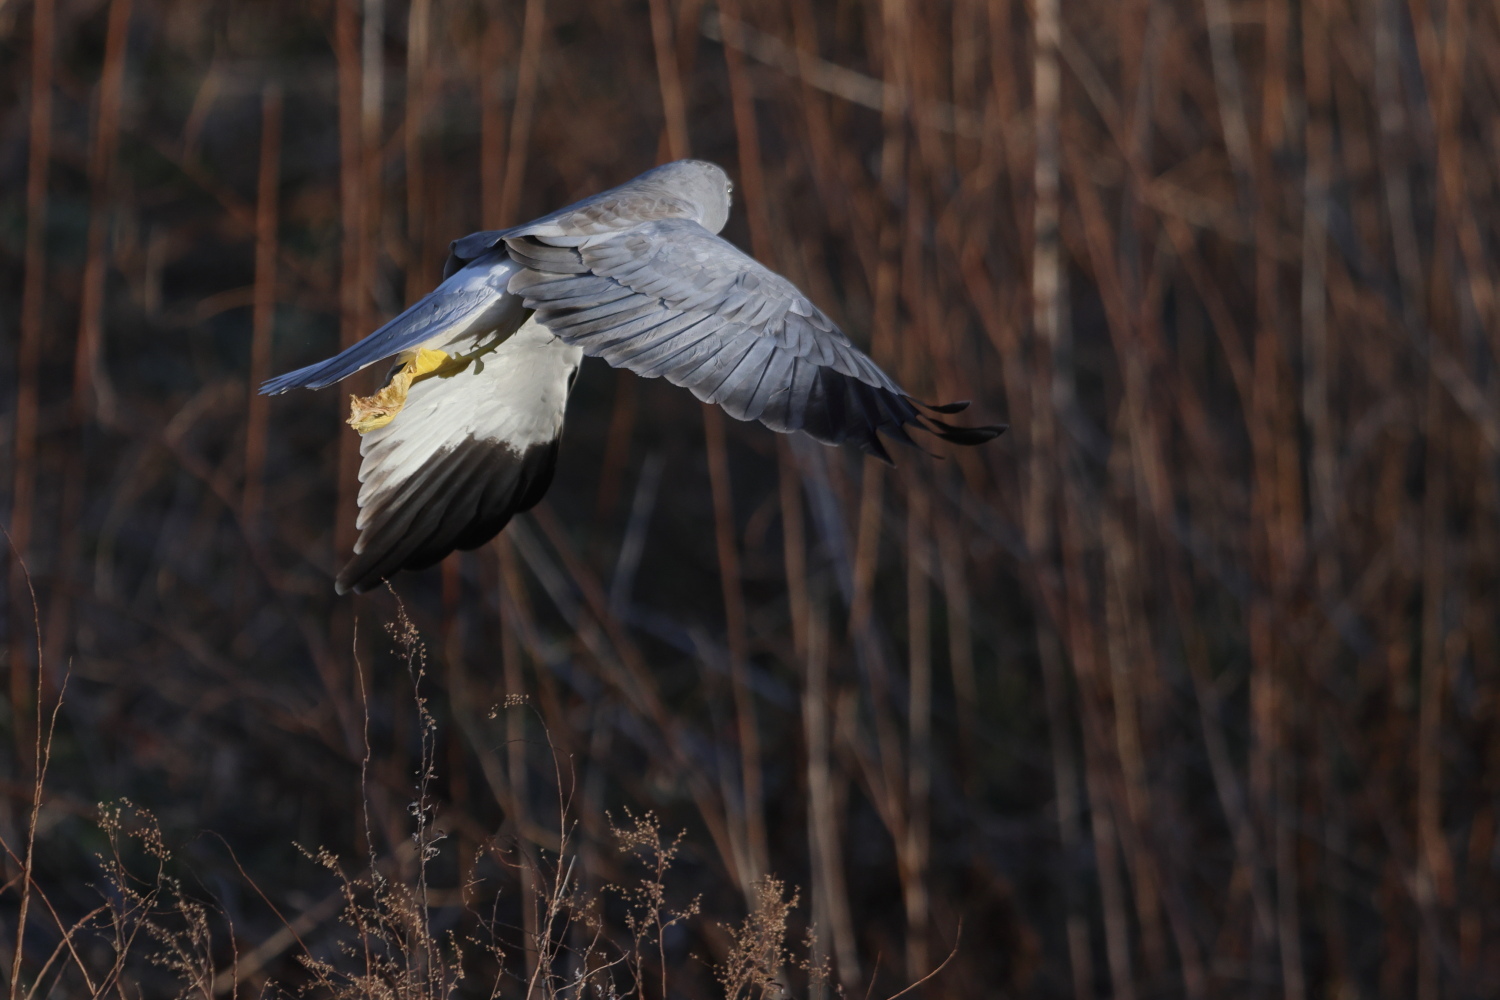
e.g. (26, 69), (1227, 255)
(260, 251), (524, 394)
(505, 219), (990, 460)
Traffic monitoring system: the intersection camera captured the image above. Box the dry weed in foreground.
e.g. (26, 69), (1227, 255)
(4, 605), (947, 1000)
(92, 802), (222, 1000)
(608, 809), (702, 1000)
(289, 845), (475, 1000)
(714, 876), (811, 1000)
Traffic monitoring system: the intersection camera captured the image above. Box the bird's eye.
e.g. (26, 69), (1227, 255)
(727, 180), (734, 195)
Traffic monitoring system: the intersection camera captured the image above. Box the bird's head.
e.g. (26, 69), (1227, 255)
(643, 159), (733, 235)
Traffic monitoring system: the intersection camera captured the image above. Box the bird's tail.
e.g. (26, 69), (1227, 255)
(259, 252), (525, 394)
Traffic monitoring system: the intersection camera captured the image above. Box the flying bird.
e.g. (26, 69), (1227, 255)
(262, 160), (1003, 593)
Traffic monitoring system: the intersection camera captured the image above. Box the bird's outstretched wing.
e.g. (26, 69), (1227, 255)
(506, 218), (1003, 461)
(261, 251), (525, 395)
(336, 318), (581, 594)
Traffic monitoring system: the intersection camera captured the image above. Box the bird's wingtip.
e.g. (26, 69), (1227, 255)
(900, 395), (1008, 448)
(333, 571), (366, 596)
(260, 362), (333, 396)
(927, 419), (1006, 445)
(912, 398), (973, 415)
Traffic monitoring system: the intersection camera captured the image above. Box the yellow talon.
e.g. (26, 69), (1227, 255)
(348, 348), (450, 434)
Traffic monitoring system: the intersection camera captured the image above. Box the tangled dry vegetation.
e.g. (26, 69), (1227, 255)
(5, 608), (840, 999)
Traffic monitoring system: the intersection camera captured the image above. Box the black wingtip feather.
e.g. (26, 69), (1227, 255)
(925, 418), (1008, 445)
(912, 398), (973, 415)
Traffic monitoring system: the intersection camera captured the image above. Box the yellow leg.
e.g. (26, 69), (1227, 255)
(347, 348), (450, 434)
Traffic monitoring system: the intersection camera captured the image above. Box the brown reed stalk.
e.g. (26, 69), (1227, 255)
(1256, 6), (1312, 996)
(716, 2), (772, 256)
(1062, 129), (1177, 986)
(784, 0), (879, 285)
(1027, 2), (1094, 998)
(1061, 481), (1137, 1000)
(525, 507), (752, 888)
(892, 69), (942, 987)
(647, 0), (690, 162)
(9, 0), (54, 759)
(43, 0), (134, 676)
(595, 0), (683, 520)
(9, 612), (67, 1000)
(479, 9), (508, 229)
(783, 440), (863, 993)
(799, 579), (833, 1000)
(360, 0), (385, 331)
(405, 0), (432, 301)
(701, 406), (770, 889)
(496, 536), (541, 991)
(594, 378), (638, 518)
(326, 0), (368, 762)
(243, 83), (283, 530)
(499, 0), (546, 225)
(1411, 7), (1469, 997)
(1298, 7), (1337, 999)
(1301, 0), (1336, 554)
(1102, 502), (1167, 977)
(334, 0), (365, 565)
(902, 480), (931, 982)
(73, 0), (131, 425)
(715, 0), (780, 897)
(1201, 0), (1254, 205)
(933, 511), (976, 767)
(842, 3), (910, 860)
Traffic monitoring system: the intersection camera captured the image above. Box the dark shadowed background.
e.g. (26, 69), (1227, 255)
(2, 0), (1498, 996)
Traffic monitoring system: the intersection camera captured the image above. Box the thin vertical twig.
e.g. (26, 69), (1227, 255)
(10, 569), (63, 1000)
(243, 83), (283, 529)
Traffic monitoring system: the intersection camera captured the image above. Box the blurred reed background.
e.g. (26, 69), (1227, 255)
(1, 0), (1498, 996)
